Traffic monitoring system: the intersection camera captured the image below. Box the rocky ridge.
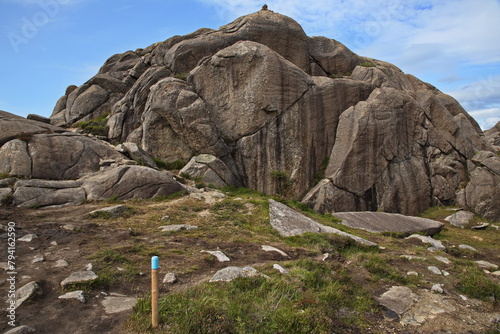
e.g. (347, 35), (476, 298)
(1, 9), (499, 220)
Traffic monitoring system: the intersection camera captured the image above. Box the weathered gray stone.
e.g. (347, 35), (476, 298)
(471, 223), (489, 230)
(3, 325), (36, 334)
(261, 245), (289, 257)
(101, 295), (137, 314)
(209, 266), (266, 282)
(0, 139), (32, 177)
(376, 286), (419, 315)
(88, 205), (129, 218)
(159, 224), (198, 232)
(431, 284), (444, 294)
(163, 273), (177, 284)
(180, 154), (242, 188)
(58, 290), (86, 303)
(60, 271), (98, 288)
(13, 185), (86, 208)
(406, 234), (446, 251)
(333, 211), (444, 236)
(458, 244), (478, 252)
(0, 188), (13, 206)
(428, 266), (443, 275)
(14, 281), (42, 308)
(475, 260), (498, 270)
(445, 211), (474, 228)
(273, 264), (289, 274)
(31, 255), (44, 264)
(27, 114), (51, 124)
(18, 234), (38, 242)
(82, 165), (184, 200)
(269, 199), (377, 246)
(434, 256), (451, 265)
(118, 142), (157, 168)
(201, 250), (230, 262)
(54, 260), (69, 268)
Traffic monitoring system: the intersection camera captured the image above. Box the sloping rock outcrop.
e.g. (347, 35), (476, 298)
(43, 9), (500, 221)
(0, 111), (185, 208)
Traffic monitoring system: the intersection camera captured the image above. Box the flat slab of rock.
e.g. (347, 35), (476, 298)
(14, 281), (42, 308)
(269, 199), (376, 246)
(58, 290), (86, 303)
(88, 205), (128, 218)
(376, 286), (419, 315)
(101, 295), (137, 314)
(475, 260), (499, 270)
(3, 325), (36, 334)
(406, 234), (446, 251)
(333, 212), (444, 236)
(201, 250), (230, 262)
(60, 271), (98, 288)
(261, 245), (289, 257)
(159, 224), (198, 232)
(209, 266), (266, 282)
(445, 211), (474, 228)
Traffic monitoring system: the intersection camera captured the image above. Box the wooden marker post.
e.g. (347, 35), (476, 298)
(151, 256), (159, 329)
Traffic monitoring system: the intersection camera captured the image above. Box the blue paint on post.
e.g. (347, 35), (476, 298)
(151, 256), (159, 270)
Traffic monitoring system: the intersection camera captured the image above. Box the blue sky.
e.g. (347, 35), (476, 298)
(1, 0), (499, 130)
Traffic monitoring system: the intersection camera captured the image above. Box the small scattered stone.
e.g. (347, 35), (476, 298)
(59, 290), (86, 303)
(431, 284), (444, 294)
(406, 234), (445, 251)
(31, 255), (44, 264)
(209, 266), (267, 282)
(18, 234), (38, 242)
(471, 223), (489, 230)
(159, 224), (198, 232)
(61, 271), (98, 288)
(161, 215), (170, 221)
(62, 224), (77, 231)
(460, 295), (468, 301)
(458, 244), (478, 252)
(321, 253), (330, 261)
(434, 256), (451, 265)
(475, 260), (499, 270)
(376, 286), (419, 315)
(88, 205), (128, 218)
(85, 263), (93, 271)
(55, 259), (69, 268)
(163, 272), (177, 284)
(401, 255), (426, 261)
(117, 267), (125, 272)
(201, 250), (230, 262)
(407, 271), (419, 277)
(261, 245), (289, 257)
(50, 240), (58, 246)
(102, 295), (137, 314)
(273, 264), (289, 274)
(445, 211), (474, 228)
(491, 271), (500, 277)
(3, 325), (36, 334)
(428, 266), (442, 275)
(442, 270), (450, 276)
(14, 281), (43, 308)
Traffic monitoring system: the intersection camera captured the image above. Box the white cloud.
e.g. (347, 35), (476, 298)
(447, 75), (500, 110)
(469, 109), (500, 130)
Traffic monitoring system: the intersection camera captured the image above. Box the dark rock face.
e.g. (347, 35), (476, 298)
(43, 11), (499, 221)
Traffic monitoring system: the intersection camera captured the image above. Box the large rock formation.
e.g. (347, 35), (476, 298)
(39, 10), (500, 221)
(0, 110), (185, 208)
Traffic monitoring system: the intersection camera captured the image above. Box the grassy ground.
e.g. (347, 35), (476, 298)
(79, 189), (499, 334)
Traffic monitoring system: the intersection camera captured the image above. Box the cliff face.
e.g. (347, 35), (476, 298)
(44, 10), (499, 220)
